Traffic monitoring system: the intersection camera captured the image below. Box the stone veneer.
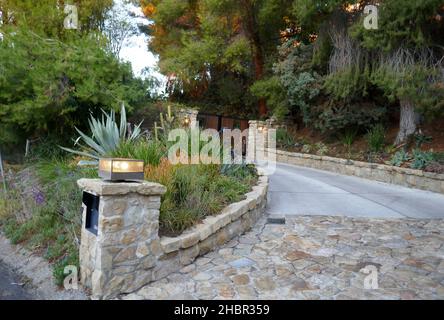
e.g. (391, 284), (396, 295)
(77, 171), (268, 299)
(266, 148), (444, 194)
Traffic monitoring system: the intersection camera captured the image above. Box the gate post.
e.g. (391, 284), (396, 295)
(77, 179), (166, 299)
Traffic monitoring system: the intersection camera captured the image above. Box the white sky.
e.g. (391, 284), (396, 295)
(113, 0), (166, 92)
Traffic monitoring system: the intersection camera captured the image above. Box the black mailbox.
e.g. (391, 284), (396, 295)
(82, 191), (100, 236)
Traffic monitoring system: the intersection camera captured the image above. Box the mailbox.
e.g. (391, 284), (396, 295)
(82, 191), (100, 236)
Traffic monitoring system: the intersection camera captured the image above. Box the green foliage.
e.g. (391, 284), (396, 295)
(317, 104), (386, 133)
(340, 129), (357, 157)
(315, 142), (329, 156)
(414, 133), (433, 149)
(250, 77), (289, 120)
(390, 150), (411, 167)
(371, 57), (443, 116)
(149, 163), (257, 235)
(144, 0), (291, 113)
(366, 124), (386, 153)
(410, 149), (434, 170)
(220, 162), (257, 180)
(112, 139), (165, 167)
(274, 43), (322, 124)
(0, 27), (154, 147)
(324, 66), (371, 101)
(276, 128), (295, 149)
(0, 160), (97, 286)
(61, 104), (143, 159)
(302, 144), (312, 154)
(351, 0), (444, 51)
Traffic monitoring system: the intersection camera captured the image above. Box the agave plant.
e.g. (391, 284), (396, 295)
(61, 103), (143, 159)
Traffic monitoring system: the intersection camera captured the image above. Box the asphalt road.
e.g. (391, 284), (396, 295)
(267, 162), (444, 219)
(0, 261), (33, 300)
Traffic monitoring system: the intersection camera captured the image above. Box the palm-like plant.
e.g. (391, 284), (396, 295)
(61, 103), (143, 159)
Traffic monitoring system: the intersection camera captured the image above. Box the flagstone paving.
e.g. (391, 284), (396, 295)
(121, 216), (444, 300)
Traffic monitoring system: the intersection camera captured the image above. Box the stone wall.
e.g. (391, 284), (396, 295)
(77, 171), (268, 299)
(267, 148), (444, 194)
(77, 180), (167, 300)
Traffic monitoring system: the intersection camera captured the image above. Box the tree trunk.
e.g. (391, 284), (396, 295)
(395, 99), (418, 145)
(241, 0), (267, 116)
(253, 50), (267, 116)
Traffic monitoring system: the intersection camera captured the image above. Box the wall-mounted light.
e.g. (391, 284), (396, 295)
(99, 158), (144, 181)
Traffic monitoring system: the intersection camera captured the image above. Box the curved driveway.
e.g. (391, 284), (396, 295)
(267, 162), (444, 219)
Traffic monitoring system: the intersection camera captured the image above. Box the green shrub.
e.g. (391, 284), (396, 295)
(113, 139), (165, 166)
(390, 150), (411, 167)
(366, 124), (386, 153)
(317, 104), (386, 134)
(276, 128), (295, 149)
(410, 149), (434, 170)
(0, 28), (153, 148)
(315, 142), (329, 156)
(340, 129), (357, 157)
(413, 133), (433, 149)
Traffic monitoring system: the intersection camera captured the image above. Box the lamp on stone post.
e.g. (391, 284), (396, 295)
(78, 158), (167, 299)
(98, 158), (144, 181)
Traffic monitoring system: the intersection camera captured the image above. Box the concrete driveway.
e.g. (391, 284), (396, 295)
(267, 162), (444, 219)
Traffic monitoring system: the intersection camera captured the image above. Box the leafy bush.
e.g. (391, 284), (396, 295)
(274, 43), (322, 124)
(0, 28), (153, 147)
(250, 77), (289, 120)
(276, 128), (295, 149)
(390, 150), (411, 167)
(366, 124), (386, 153)
(410, 150), (434, 170)
(317, 104), (386, 133)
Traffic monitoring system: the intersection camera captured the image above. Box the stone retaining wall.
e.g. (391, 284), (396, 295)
(267, 148), (444, 194)
(77, 170), (268, 299)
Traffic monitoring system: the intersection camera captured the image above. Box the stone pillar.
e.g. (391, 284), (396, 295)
(247, 120), (258, 163)
(178, 109), (199, 128)
(247, 120), (268, 162)
(77, 179), (166, 299)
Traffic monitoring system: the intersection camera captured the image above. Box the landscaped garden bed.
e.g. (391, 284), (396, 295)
(0, 106), (257, 287)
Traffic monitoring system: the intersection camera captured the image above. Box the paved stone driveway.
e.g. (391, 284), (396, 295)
(122, 216), (444, 300)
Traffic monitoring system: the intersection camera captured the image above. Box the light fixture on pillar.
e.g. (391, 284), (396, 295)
(183, 115), (191, 127)
(99, 158), (144, 181)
